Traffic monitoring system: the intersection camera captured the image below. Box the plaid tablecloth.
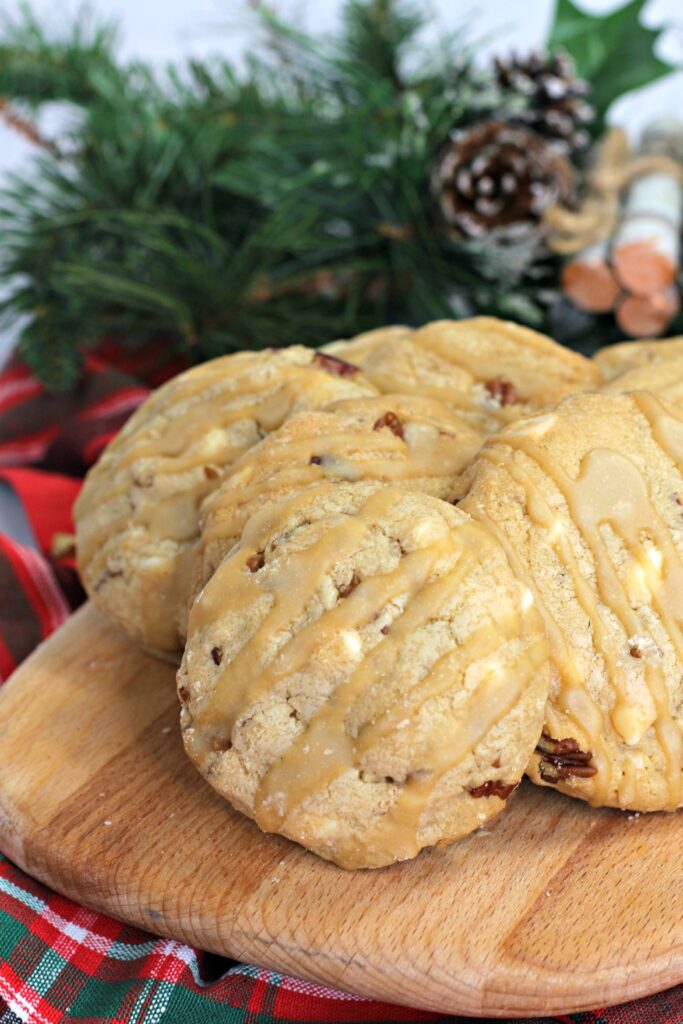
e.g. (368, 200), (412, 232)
(1, 346), (682, 1023)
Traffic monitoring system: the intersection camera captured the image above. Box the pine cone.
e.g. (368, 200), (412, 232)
(495, 50), (593, 154)
(432, 120), (573, 240)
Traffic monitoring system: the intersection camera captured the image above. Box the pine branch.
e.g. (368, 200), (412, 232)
(0, 0), (667, 391)
(340, 0), (424, 87)
(0, 97), (54, 150)
(0, 2), (121, 110)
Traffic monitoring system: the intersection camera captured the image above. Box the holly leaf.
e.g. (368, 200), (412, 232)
(548, 0), (677, 124)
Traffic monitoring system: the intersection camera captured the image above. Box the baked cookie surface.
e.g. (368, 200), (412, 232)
(349, 318), (601, 433)
(74, 347), (375, 655)
(194, 394), (484, 595)
(461, 390), (683, 812)
(179, 484), (550, 869)
(595, 336), (683, 381)
(321, 325), (413, 363)
(602, 354), (683, 406)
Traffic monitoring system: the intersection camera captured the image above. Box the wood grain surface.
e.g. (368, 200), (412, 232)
(1, 603), (682, 1017)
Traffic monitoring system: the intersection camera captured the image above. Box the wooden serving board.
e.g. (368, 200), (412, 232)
(1, 604), (682, 1017)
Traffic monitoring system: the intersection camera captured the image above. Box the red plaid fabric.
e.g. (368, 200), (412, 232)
(1, 346), (682, 1022)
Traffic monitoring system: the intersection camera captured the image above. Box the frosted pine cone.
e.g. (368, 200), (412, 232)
(495, 50), (594, 154)
(431, 120), (573, 239)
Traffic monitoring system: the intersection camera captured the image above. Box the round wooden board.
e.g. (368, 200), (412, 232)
(1, 604), (682, 1017)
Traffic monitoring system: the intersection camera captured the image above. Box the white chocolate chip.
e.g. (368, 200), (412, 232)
(340, 629), (362, 657)
(646, 546), (663, 572)
(548, 520), (564, 542)
(505, 413), (556, 438)
(612, 703), (656, 746)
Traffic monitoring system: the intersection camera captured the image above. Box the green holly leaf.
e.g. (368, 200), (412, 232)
(548, 0), (678, 124)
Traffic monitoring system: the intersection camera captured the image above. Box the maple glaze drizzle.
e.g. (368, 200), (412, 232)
(360, 320), (598, 434)
(467, 392), (683, 809)
(199, 403), (483, 566)
(185, 486), (548, 868)
(76, 349), (373, 593)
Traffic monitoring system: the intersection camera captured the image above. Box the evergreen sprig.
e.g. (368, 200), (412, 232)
(0, 0), (677, 389)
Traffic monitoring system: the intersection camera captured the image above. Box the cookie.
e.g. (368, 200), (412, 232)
(321, 325), (413, 363)
(193, 394), (484, 596)
(602, 355), (683, 406)
(350, 318), (601, 433)
(74, 347), (376, 655)
(179, 483), (550, 869)
(595, 336), (683, 381)
(460, 390), (683, 812)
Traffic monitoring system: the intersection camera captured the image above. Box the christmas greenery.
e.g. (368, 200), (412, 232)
(0, 0), (678, 389)
(548, 0), (678, 122)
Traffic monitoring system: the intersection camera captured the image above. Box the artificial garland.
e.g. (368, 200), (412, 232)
(0, 0), (679, 390)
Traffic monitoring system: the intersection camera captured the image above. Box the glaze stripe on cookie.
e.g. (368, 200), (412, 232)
(182, 485), (549, 868)
(75, 347), (375, 653)
(194, 395), (483, 595)
(463, 392), (683, 810)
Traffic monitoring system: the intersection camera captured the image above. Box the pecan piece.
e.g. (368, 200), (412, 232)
(373, 411), (404, 439)
(540, 762), (598, 782)
(536, 732), (597, 781)
(246, 551), (265, 573)
(469, 780), (516, 800)
(338, 572), (360, 598)
(485, 377), (518, 407)
(313, 351), (360, 376)
(537, 734), (585, 759)
(211, 735), (232, 752)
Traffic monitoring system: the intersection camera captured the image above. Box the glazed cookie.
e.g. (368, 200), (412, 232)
(352, 318), (601, 434)
(179, 483), (550, 869)
(321, 325), (413, 363)
(74, 347), (376, 655)
(595, 336), (683, 381)
(461, 390), (683, 812)
(193, 394), (484, 595)
(602, 354), (683, 407)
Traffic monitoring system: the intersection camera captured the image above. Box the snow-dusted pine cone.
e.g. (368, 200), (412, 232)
(431, 120), (573, 239)
(495, 50), (594, 154)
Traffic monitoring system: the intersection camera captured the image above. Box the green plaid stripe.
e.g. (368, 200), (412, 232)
(0, 854), (444, 1023)
(4, 852), (683, 1022)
